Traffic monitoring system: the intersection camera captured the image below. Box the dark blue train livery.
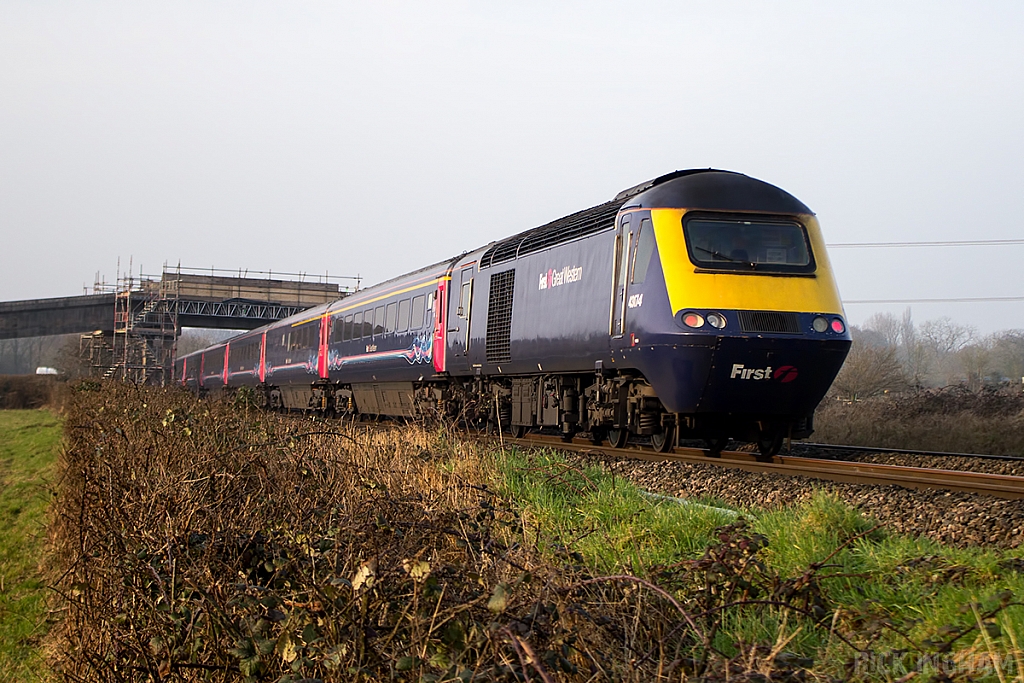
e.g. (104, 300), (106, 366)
(174, 170), (851, 455)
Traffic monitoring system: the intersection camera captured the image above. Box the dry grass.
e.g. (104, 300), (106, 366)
(815, 386), (1024, 455)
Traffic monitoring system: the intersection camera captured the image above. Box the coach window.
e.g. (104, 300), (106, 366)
(397, 299), (410, 332)
(631, 219), (656, 285)
(341, 314), (352, 341)
(352, 312), (363, 339)
(385, 302), (398, 333)
(373, 306), (385, 336)
(411, 295), (425, 330)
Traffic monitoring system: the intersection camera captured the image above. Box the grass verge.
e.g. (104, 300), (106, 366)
(0, 409), (60, 681)
(495, 446), (1024, 679)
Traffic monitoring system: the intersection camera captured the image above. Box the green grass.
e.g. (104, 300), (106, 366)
(0, 410), (61, 682)
(493, 446), (1024, 679)
(496, 448), (738, 572)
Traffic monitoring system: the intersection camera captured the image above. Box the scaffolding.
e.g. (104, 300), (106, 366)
(78, 262), (360, 385)
(108, 262), (179, 384)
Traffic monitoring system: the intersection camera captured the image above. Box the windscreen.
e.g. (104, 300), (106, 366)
(684, 216), (814, 274)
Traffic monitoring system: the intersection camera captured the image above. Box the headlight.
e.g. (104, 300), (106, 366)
(682, 312), (705, 328)
(812, 316), (828, 333)
(706, 312), (726, 329)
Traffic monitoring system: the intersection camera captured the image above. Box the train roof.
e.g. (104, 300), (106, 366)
(624, 169), (813, 215)
(479, 169), (811, 270)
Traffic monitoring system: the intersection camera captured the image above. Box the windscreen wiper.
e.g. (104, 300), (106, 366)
(694, 246), (756, 268)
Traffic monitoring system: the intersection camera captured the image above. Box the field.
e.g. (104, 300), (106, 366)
(23, 382), (1024, 681)
(0, 409), (61, 681)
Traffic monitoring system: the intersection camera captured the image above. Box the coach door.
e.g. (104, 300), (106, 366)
(447, 266), (474, 370)
(610, 213), (635, 338)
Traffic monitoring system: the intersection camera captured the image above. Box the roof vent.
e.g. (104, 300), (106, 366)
(480, 200), (620, 268)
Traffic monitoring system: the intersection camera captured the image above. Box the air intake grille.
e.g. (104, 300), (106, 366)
(738, 311), (800, 334)
(480, 200), (620, 268)
(485, 269), (515, 364)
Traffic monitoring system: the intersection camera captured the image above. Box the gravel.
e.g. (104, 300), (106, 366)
(560, 449), (1024, 549)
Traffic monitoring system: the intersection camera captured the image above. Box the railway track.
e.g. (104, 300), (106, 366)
(499, 433), (1024, 500)
(799, 441), (1024, 463)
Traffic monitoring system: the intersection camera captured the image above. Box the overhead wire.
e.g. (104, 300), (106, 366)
(845, 297), (1024, 305)
(826, 238), (1023, 304)
(827, 238), (1024, 248)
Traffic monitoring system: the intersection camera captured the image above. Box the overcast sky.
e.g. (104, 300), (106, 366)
(2, 1), (1022, 334)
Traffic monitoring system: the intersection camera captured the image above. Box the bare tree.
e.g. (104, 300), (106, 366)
(919, 317), (976, 385)
(991, 330), (1024, 384)
(831, 340), (906, 400)
(920, 317), (975, 355)
(847, 325), (887, 348)
(897, 309), (930, 386)
(957, 339), (992, 390)
(863, 308), (929, 385)
(864, 312), (902, 348)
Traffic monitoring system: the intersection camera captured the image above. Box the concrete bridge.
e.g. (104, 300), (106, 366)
(0, 270), (353, 340)
(0, 294), (117, 340)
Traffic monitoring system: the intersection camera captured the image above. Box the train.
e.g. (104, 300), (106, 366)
(173, 169), (851, 456)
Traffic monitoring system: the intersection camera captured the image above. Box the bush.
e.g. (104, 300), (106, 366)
(49, 384), (740, 681)
(0, 375), (59, 410)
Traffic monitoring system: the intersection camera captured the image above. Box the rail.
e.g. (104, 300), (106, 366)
(501, 433), (1024, 500)
(799, 441), (1024, 463)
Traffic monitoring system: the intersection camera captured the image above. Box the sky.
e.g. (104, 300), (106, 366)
(2, 1), (1023, 335)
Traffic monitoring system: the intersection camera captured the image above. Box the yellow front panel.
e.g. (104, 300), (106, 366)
(652, 209), (845, 315)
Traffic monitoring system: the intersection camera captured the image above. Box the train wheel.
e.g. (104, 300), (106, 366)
(756, 431), (785, 458)
(607, 428), (628, 449)
(510, 424), (527, 438)
(704, 437), (728, 456)
(651, 426), (675, 453)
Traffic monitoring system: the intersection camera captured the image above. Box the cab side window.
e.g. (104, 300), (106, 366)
(631, 218), (656, 285)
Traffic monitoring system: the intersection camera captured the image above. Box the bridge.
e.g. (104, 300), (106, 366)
(0, 267), (358, 384)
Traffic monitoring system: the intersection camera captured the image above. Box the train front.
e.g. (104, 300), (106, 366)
(618, 171), (851, 450)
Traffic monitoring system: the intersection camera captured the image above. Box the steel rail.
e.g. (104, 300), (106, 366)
(502, 433), (1024, 500)
(797, 441), (1024, 463)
